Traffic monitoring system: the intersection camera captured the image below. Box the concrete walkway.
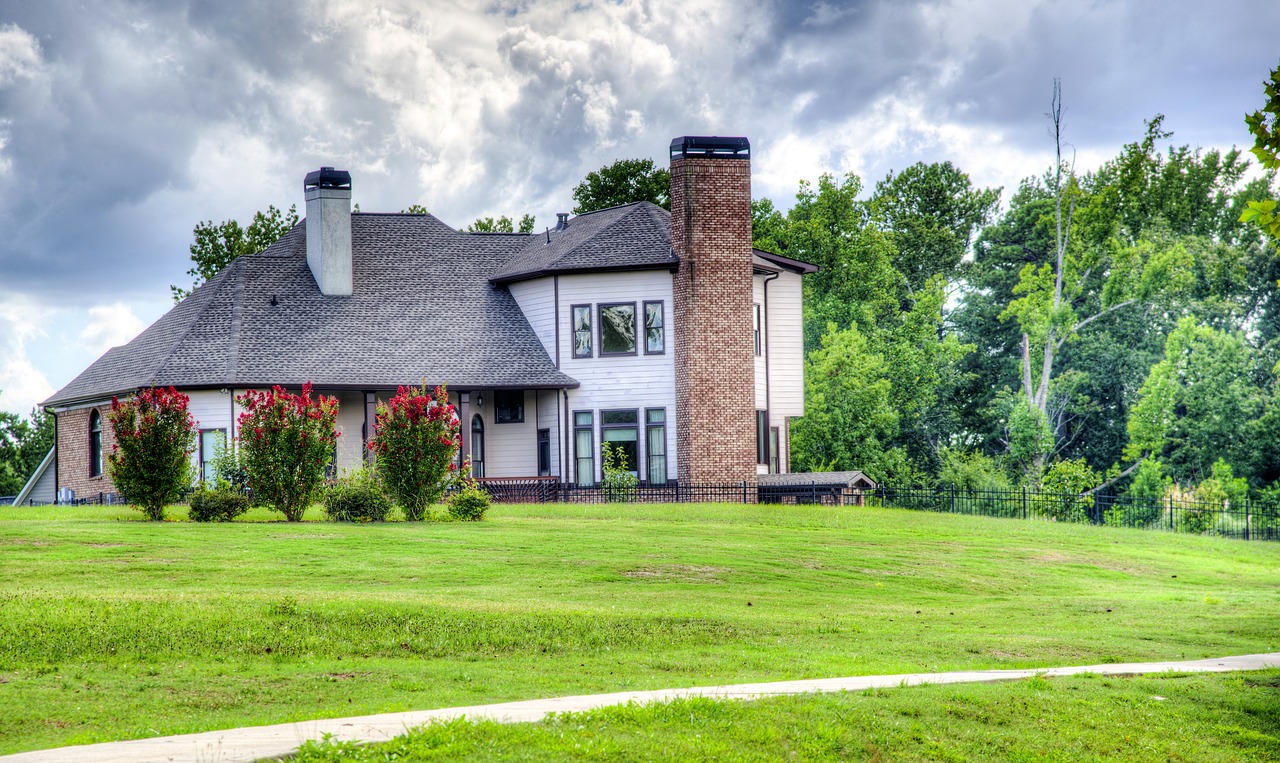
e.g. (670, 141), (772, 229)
(5, 652), (1278, 763)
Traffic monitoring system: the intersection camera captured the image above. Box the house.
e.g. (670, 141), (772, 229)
(42, 136), (817, 499)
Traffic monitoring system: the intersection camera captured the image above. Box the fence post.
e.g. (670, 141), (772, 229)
(1022, 487), (1027, 520)
(742, 481), (748, 504)
(1244, 498), (1251, 541)
(1169, 496), (1174, 530)
(950, 484), (956, 513)
(812, 481), (817, 505)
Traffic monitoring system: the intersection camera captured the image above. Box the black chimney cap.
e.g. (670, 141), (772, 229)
(670, 136), (750, 159)
(304, 166), (352, 190)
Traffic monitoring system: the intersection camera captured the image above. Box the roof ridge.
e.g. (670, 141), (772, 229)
(544, 203), (648, 269)
(569, 201), (644, 219)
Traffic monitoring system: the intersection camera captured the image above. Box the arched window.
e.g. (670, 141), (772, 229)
(471, 414), (485, 479)
(89, 409), (103, 478)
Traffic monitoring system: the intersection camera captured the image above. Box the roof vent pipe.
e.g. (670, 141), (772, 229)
(555, 212), (570, 231)
(304, 166), (353, 296)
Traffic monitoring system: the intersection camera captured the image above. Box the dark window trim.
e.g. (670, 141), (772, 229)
(597, 302), (639, 357)
(537, 428), (551, 477)
(494, 389), (525, 424)
(754, 303), (763, 356)
(573, 409), (594, 486)
(642, 300), (665, 355)
(571, 304), (593, 359)
(644, 407), (667, 485)
(756, 409), (768, 465)
(88, 408), (103, 478)
(600, 408), (640, 475)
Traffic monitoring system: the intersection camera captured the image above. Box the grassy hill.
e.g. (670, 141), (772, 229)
(0, 501), (1277, 754)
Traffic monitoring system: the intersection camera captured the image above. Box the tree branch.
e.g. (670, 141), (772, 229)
(1084, 455), (1147, 496)
(1056, 299), (1138, 350)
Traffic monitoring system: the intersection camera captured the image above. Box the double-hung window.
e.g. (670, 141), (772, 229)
(601, 409), (639, 476)
(537, 428), (551, 476)
(645, 409), (667, 484)
(756, 410), (768, 465)
(88, 409), (103, 478)
(643, 301), (665, 354)
(574, 411), (594, 486)
(572, 305), (593, 358)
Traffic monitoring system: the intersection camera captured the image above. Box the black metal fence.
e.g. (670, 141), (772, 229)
(475, 480), (853, 505)
(871, 485), (1280, 542)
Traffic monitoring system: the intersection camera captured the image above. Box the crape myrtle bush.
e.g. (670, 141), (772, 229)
(107, 387), (196, 521)
(324, 467), (393, 522)
(237, 383), (339, 522)
(369, 383), (461, 520)
(188, 484), (250, 522)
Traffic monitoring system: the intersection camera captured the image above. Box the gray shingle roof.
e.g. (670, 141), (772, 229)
(489, 202), (677, 284)
(45, 214), (582, 407)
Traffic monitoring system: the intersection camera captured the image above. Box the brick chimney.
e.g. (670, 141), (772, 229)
(669, 136), (756, 486)
(304, 167), (353, 296)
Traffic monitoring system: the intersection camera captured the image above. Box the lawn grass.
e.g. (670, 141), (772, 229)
(294, 670), (1280, 762)
(0, 501), (1277, 755)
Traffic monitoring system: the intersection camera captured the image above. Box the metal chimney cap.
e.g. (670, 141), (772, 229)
(670, 136), (750, 159)
(304, 166), (352, 190)
(555, 212), (570, 230)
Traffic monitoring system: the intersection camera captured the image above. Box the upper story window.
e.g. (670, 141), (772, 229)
(89, 409), (103, 478)
(494, 390), (524, 424)
(599, 303), (637, 355)
(572, 305), (592, 358)
(644, 301), (665, 354)
(754, 303), (763, 356)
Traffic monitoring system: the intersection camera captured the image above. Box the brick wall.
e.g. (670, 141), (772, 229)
(670, 151), (757, 486)
(55, 405), (117, 499)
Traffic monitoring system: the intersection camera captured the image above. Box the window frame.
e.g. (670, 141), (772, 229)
(597, 302), (639, 357)
(537, 428), (551, 477)
(494, 390), (525, 424)
(88, 409), (103, 478)
(471, 414), (485, 479)
(645, 408), (667, 485)
(754, 303), (763, 356)
(600, 408), (640, 476)
(198, 428), (227, 485)
(756, 410), (768, 465)
(571, 304), (593, 359)
(573, 410), (594, 487)
(642, 300), (665, 355)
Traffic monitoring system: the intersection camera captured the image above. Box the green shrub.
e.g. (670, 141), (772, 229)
(324, 468), (393, 522)
(601, 442), (638, 503)
(188, 484), (250, 522)
(107, 387), (197, 521)
(448, 482), (490, 521)
(369, 384), (461, 521)
(1039, 458), (1099, 523)
(237, 383), (340, 522)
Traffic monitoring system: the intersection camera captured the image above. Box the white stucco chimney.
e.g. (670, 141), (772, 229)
(304, 167), (353, 296)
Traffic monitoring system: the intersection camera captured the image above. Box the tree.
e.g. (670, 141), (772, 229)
(870, 161), (999, 293)
(369, 383), (461, 520)
(1241, 61), (1280, 238)
(106, 388), (197, 520)
(572, 158), (669, 213)
(1125, 318), (1268, 485)
(236, 384), (339, 522)
(172, 204), (299, 302)
(0, 405), (55, 496)
(468, 214), (535, 233)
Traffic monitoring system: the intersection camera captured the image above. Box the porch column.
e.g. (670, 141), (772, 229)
(363, 391), (376, 465)
(459, 391), (471, 466)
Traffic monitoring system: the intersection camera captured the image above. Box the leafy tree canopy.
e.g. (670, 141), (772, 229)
(172, 204), (299, 302)
(572, 158), (670, 214)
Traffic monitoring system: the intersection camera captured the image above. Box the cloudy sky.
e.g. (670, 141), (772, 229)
(0, 0), (1277, 416)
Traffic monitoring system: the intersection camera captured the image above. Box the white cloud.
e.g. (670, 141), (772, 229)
(0, 293), (55, 415)
(0, 23), (43, 86)
(78, 303), (146, 356)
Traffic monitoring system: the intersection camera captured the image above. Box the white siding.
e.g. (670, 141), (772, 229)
(333, 390), (365, 474)
(536, 389), (561, 477)
(508, 277), (557, 360)
(187, 390), (234, 433)
(471, 389), (538, 477)
(557, 271), (676, 484)
(28, 461), (56, 504)
(766, 270), (805, 418)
